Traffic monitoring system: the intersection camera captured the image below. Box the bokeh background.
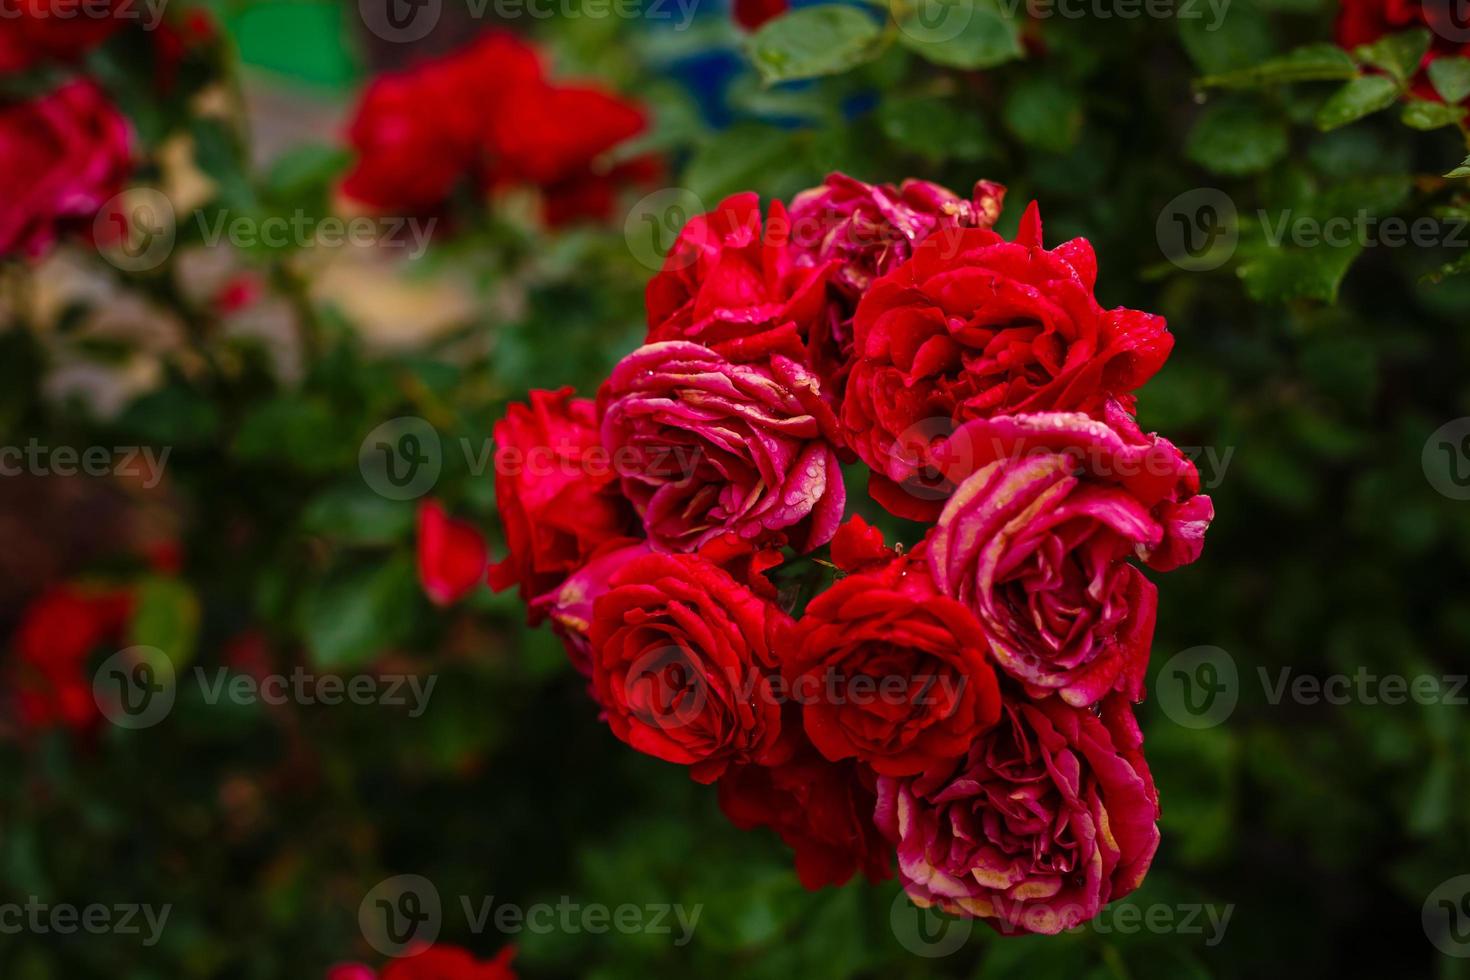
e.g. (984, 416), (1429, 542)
(4, 0), (1470, 976)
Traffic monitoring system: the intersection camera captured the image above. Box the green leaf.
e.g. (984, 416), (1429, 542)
(746, 6), (885, 84)
(1428, 56), (1470, 103)
(1315, 75), (1401, 130)
(1186, 100), (1290, 175)
(128, 577), (201, 668)
(1196, 43), (1357, 89)
(1238, 243), (1362, 302)
(895, 0), (1024, 71)
(1447, 154), (1470, 178)
(1177, 0), (1272, 75)
(301, 483), (417, 546)
(301, 556), (418, 669)
(877, 95), (994, 161)
(1401, 99), (1467, 130)
(1003, 77), (1083, 153)
(1353, 28), (1431, 84)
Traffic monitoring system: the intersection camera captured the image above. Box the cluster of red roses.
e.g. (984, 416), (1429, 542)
(486, 171), (1214, 935)
(341, 32), (657, 228)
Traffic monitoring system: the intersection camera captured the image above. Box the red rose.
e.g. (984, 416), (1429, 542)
(841, 202), (1173, 519)
(645, 192), (831, 364)
(416, 500), (488, 607)
(487, 388), (640, 619)
(329, 945), (516, 980)
(787, 174), (1006, 398)
(341, 33), (539, 212)
(1337, 0), (1469, 102)
(589, 551), (790, 783)
(484, 82), (653, 226)
(10, 582), (133, 732)
(0, 0), (121, 73)
(876, 693), (1159, 934)
(0, 80), (133, 259)
(785, 552), (1001, 776)
(718, 748), (891, 889)
(538, 541), (653, 677)
(598, 342), (846, 553)
(341, 32), (653, 224)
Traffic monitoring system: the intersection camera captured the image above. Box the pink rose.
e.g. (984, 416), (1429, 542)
(876, 694), (1159, 934)
(925, 407), (1211, 705)
(598, 341), (845, 553)
(788, 174), (1005, 395)
(0, 80), (132, 259)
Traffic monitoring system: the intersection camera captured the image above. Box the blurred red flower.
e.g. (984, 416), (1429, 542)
(342, 32), (656, 226)
(10, 583), (133, 732)
(0, 79), (133, 259)
(416, 500), (488, 606)
(0, 0), (121, 74)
